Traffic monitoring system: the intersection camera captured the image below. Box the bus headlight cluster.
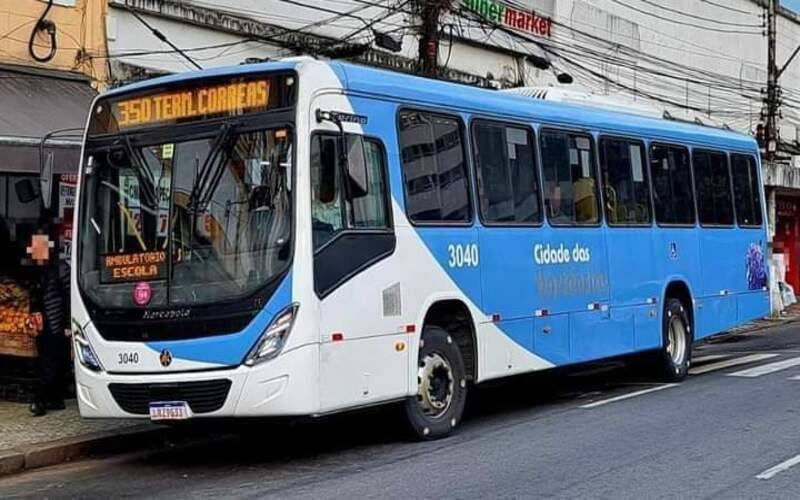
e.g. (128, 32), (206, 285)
(245, 304), (299, 366)
(72, 320), (104, 372)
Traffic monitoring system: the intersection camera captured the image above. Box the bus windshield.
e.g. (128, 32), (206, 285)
(78, 127), (293, 309)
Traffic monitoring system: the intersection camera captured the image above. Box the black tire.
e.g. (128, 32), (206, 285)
(404, 325), (468, 440)
(656, 298), (693, 382)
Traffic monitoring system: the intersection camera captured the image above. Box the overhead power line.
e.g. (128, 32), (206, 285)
(123, 5), (203, 70)
(700, 0), (758, 16)
(629, 0), (762, 28)
(607, 0), (764, 34)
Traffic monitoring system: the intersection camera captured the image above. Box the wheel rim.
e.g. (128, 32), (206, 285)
(666, 315), (687, 366)
(417, 352), (454, 418)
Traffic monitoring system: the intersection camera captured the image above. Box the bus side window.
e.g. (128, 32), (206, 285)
(693, 150), (734, 226)
(540, 129), (599, 225)
(472, 120), (541, 224)
(731, 154), (763, 227)
(398, 111), (471, 223)
(649, 144), (695, 225)
(599, 137), (651, 225)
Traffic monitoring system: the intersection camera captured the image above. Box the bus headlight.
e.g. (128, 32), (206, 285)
(72, 320), (104, 372)
(245, 304), (299, 366)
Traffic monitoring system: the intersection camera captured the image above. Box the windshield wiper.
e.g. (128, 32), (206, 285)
(122, 135), (159, 211)
(186, 122), (237, 215)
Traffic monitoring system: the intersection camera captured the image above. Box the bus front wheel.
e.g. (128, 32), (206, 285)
(657, 298), (692, 382)
(404, 325), (468, 440)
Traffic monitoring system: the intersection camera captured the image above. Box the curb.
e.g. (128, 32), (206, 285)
(707, 315), (800, 342)
(0, 424), (170, 477)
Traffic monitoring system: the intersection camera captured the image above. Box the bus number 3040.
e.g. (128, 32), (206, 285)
(447, 244), (479, 268)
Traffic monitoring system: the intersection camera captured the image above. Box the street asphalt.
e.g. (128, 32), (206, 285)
(3, 321), (800, 499)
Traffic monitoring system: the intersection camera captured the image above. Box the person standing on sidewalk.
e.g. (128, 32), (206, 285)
(27, 226), (70, 417)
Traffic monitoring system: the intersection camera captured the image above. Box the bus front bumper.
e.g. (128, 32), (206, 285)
(74, 343), (319, 419)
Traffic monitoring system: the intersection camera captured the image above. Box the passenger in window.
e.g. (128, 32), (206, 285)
(548, 185), (567, 224)
(574, 177), (598, 223)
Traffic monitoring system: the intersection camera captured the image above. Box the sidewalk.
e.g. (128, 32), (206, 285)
(0, 399), (164, 476)
(714, 302), (800, 338)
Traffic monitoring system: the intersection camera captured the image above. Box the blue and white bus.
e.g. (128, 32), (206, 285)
(71, 58), (769, 438)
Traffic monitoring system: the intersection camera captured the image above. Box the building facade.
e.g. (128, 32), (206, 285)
(0, 0), (108, 359)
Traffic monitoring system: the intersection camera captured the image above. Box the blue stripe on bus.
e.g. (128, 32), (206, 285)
(330, 61), (769, 366)
(144, 272), (293, 366)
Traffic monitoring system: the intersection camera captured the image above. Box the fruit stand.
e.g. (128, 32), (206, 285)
(0, 279), (39, 358)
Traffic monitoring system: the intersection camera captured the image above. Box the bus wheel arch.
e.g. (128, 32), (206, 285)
(663, 280), (694, 337)
(422, 300), (477, 383)
(403, 300), (476, 440)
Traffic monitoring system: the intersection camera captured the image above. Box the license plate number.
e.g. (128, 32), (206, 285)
(149, 401), (192, 421)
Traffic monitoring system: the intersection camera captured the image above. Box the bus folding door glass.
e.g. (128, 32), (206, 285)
(540, 130), (599, 225)
(351, 139), (389, 228)
(311, 135), (345, 249)
(399, 111), (470, 223)
(473, 121), (541, 224)
(311, 136), (391, 250)
(649, 145), (694, 225)
(693, 151), (734, 226)
(731, 154), (763, 227)
(599, 138), (651, 225)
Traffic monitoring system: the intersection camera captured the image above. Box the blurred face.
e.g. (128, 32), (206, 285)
(551, 186), (562, 213)
(27, 234), (53, 266)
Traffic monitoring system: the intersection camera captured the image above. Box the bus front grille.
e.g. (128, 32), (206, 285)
(108, 379), (233, 415)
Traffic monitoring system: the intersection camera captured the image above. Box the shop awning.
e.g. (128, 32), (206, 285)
(0, 65), (96, 175)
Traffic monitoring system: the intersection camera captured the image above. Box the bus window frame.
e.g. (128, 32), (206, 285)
(309, 131), (395, 255)
(396, 107), (475, 228)
(597, 133), (654, 228)
(729, 152), (764, 229)
(691, 147), (736, 229)
(648, 141), (698, 229)
(469, 117), (544, 228)
(538, 126), (603, 229)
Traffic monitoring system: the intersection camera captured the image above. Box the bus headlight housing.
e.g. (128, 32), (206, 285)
(245, 304), (299, 366)
(72, 320), (104, 372)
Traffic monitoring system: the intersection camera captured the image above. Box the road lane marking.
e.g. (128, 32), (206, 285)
(756, 453), (800, 480)
(688, 353), (778, 375)
(579, 384), (678, 409)
(728, 356), (800, 378)
(692, 354), (732, 364)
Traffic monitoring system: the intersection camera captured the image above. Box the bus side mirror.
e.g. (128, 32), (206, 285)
(15, 178), (38, 204)
(40, 152), (54, 210)
(345, 135), (368, 200)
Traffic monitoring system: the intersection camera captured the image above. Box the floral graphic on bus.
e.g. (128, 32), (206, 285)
(745, 242), (768, 290)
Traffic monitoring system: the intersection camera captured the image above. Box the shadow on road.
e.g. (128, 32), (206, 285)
(133, 356), (658, 472)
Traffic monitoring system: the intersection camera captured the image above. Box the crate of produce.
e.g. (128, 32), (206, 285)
(0, 330), (38, 358)
(0, 280), (39, 358)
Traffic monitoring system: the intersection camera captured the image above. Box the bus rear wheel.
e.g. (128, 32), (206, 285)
(657, 298), (692, 382)
(404, 326), (468, 440)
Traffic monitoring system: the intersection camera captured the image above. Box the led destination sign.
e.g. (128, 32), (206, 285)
(101, 251), (167, 283)
(88, 72), (296, 135)
(114, 80), (270, 129)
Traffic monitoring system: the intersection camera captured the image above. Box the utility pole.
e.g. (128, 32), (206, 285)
(766, 0), (779, 162)
(417, 0), (448, 77)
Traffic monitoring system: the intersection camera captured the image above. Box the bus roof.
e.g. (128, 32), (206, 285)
(329, 62), (758, 154)
(100, 58), (757, 154)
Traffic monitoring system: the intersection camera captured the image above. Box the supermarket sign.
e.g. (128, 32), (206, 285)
(462, 0), (552, 38)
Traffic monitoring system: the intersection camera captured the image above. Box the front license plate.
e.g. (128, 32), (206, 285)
(149, 401), (192, 421)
